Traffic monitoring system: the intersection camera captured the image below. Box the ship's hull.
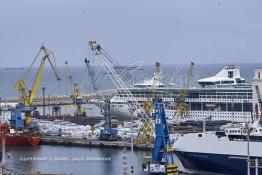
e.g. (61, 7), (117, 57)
(175, 151), (262, 175)
(174, 132), (262, 175)
(0, 135), (40, 146)
(109, 105), (253, 122)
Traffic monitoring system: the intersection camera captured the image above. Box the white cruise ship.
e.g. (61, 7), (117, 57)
(109, 64), (253, 122)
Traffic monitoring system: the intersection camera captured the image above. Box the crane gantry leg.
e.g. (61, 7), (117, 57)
(143, 98), (178, 175)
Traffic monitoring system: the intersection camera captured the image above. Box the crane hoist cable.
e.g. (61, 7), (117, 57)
(84, 58), (104, 100)
(84, 58), (118, 140)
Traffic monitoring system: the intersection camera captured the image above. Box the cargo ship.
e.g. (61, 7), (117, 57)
(0, 112), (40, 146)
(174, 120), (262, 175)
(0, 129), (40, 146)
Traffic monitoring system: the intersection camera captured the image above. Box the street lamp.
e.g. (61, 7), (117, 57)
(42, 87), (46, 116)
(128, 102), (136, 153)
(246, 122), (250, 175)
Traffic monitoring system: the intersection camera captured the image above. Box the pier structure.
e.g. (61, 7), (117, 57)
(0, 90), (115, 110)
(40, 136), (153, 150)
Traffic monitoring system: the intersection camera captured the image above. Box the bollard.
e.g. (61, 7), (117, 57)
(122, 148), (128, 175)
(130, 165), (134, 174)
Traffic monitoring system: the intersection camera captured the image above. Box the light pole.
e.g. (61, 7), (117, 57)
(0, 124), (8, 175)
(128, 103), (136, 153)
(0, 97), (2, 116)
(246, 122), (250, 175)
(42, 87), (46, 116)
(243, 100), (247, 123)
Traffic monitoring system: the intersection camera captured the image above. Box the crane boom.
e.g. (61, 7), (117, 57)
(14, 46), (60, 106)
(88, 41), (155, 136)
(255, 85), (262, 118)
(65, 61), (76, 96)
(65, 60), (86, 116)
(185, 61), (194, 88)
(29, 56), (46, 104)
(84, 58), (104, 100)
(13, 80), (30, 106)
(84, 59), (98, 92)
(13, 45), (60, 126)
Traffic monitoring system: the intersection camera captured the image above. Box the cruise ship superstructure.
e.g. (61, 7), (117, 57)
(110, 64), (253, 122)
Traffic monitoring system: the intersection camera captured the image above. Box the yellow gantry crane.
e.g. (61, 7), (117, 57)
(13, 46), (60, 126)
(65, 61), (86, 116)
(176, 62), (194, 119)
(136, 61), (161, 144)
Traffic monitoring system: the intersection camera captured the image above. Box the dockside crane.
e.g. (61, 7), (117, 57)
(84, 58), (118, 140)
(176, 62), (194, 119)
(143, 98), (178, 175)
(65, 61), (86, 116)
(11, 46), (60, 128)
(88, 41), (155, 141)
(136, 61), (160, 144)
(89, 41), (178, 173)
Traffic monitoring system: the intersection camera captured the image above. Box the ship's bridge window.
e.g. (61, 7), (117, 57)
(221, 81), (234, 84)
(236, 78), (245, 84)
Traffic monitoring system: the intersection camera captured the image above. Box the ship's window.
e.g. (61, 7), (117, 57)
(236, 78), (242, 84)
(221, 81), (234, 84)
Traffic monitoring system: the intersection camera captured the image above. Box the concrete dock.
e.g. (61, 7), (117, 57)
(40, 136), (153, 150)
(2, 90), (115, 108)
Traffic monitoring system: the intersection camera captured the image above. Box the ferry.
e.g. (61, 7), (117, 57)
(174, 120), (262, 175)
(109, 64), (253, 122)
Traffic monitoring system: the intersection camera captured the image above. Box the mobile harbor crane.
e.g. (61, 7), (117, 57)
(88, 41), (178, 174)
(88, 41), (155, 143)
(65, 61), (86, 116)
(84, 58), (118, 141)
(11, 46), (60, 128)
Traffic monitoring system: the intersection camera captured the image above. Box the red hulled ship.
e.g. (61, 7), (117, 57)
(0, 123), (40, 146)
(0, 134), (40, 146)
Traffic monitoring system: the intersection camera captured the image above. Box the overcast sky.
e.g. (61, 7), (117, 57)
(0, 0), (262, 67)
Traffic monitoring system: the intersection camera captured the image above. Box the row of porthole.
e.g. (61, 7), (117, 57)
(186, 99), (251, 102)
(114, 97), (252, 103)
(191, 115), (251, 119)
(111, 104), (124, 108)
(113, 97), (174, 101)
(189, 111), (250, 114)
